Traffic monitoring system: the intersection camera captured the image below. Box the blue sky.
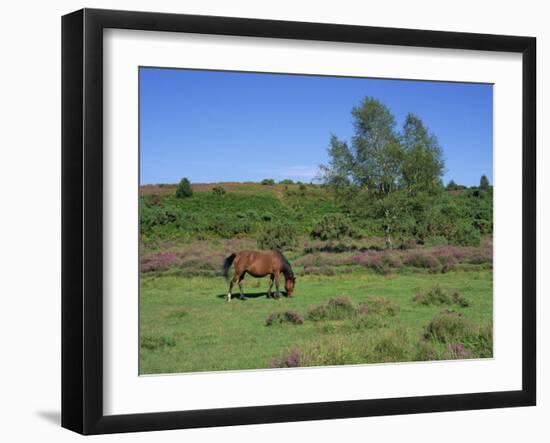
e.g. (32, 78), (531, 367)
(140, 67), (493, 186)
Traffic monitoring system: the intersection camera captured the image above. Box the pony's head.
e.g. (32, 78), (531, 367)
(285, 276), (296, 296)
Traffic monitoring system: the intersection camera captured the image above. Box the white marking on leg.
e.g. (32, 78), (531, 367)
(227, 292), (232, 302)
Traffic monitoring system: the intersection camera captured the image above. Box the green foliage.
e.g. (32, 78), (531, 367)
(423, 236), (448, 247)
(209, 216), (252, 238)
(446, 180), (459, 191)
(310, 214), (357, 241)
(261, 178), (275, 185)
(175, 177), (193, 198)
(257, 222), (298, 250)
(318, 97), (477, 248)
(401, 113), (444, 195)
(423, 310), (470, 342)
(140, 179), (491, 247)
(212, 185), (226, 196)
(279, 179), (294, 185)
(265, 310), (304, 326)
(479, 174), (490, 190)
(413, 286), (470, 307)
(307, 297), (357, 321)
(453, 221), (481, 246)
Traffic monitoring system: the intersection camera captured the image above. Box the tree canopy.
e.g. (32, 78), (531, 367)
(319, 97), (448, 249)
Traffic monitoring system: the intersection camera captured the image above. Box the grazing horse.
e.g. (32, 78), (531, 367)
(222, 250), (296, 302)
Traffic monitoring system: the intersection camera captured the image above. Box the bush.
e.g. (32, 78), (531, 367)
(261, 212), (273, 222)
(265, 310), (304, 326)
(257, 222), (298, 250)
(261, 178), (275, 185)
(269, 349), (301, 368)
(212, 185), (226, 196)
(423, 235), (448, 247)
(307, 297), (356, 321)
(452, 222), (481, 246)
(209, 217), (252, 238)
(461, 322), (493, 358)
(403, 251), (440, 272)
(371, 331), (410, 362)
(311, 214), (356, 241)
(175, 177), (193, 198)
(279, 179), (294, 185)
(424, 310), (471, 342)
(413, 286), (469, 307)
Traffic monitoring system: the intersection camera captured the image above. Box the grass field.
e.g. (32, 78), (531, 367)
(139, 182), (493, 374)
(140, 268), (492, 374)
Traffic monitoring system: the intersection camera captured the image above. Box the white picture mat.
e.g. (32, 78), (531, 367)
(103, 29), (523, 416)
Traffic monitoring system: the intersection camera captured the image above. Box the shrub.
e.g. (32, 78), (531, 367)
(414, 286), (470, 307)
(175, 177), (193, 198)
(209, 217), (252, 238)
(414, 340), (440, 361)
(371, 331), (410, 362)
(257, 222), (298, 250)
(452, 222), (481, 246)
(310, 214), (356, 241)
(461, 322), (493, 358)
(450, 290), (470, 307)
(447, 342), (473, 359)
(144, 193), (162, 207)
(424, 310), (471, 342)
(261, 212), (273, 222)
(307, 297), (356, 321)
(269, 349), (301, 368)
(265, 310), (304, 326)
(212, 185), (226, 196)
(403, 251), (440, 272)
(261, 178), (275, 185)
(423, 235), (448, 247)
(279, 179), (294, 185)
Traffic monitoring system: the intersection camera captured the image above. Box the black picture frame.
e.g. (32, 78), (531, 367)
(61, 8), (536, 435)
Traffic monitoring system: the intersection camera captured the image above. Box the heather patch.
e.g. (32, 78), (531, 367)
(265, 310), (304, 326)
(269, 349), (302, 368)
(423, 310), (472, 342)
(307, 297), (356, 321)
(413, 286), (470, 307)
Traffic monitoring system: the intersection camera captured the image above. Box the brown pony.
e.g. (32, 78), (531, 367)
(222, 250), (296, 302)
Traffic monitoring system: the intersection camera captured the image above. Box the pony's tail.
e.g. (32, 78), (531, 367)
(222, 253), (237, 280)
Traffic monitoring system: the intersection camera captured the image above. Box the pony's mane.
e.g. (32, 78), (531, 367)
(276, 251), (294, 278)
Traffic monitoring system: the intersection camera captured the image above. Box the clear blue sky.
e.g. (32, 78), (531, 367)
(140, 67), (493, 186)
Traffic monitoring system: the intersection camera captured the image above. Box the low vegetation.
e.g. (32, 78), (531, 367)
(138, 178), (493, 373)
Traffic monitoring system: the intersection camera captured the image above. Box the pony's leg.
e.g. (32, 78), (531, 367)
(267, 274), (274, 298)
(238, 274), (246, 300)
(274, 272), (281, 299)
(227, 273), (238, 302)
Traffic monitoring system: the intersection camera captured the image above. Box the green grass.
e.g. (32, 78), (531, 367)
(139, 181), (493, 373)
(139, 269), (492, 374)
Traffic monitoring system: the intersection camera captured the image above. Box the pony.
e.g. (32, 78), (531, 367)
(222, 250), (296, 302)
